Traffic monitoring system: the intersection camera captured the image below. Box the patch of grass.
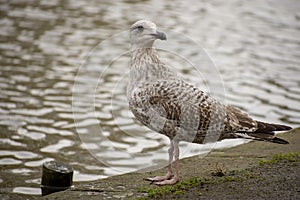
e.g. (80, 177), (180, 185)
(136, 177), (205, 199)
(220, 175), (243, 182)
(258, 152), (300, 165)
(218, 169), (265, 183)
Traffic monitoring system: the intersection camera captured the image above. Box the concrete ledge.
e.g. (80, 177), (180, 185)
(43, 127), (300, 200)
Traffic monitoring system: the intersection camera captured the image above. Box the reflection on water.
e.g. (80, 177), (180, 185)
(0, 0), (300, 197)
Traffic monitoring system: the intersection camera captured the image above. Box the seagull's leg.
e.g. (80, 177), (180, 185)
(145, 140), (174, 182)
(154, 141), (179, 185)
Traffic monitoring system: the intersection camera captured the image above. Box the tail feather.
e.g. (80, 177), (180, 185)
(270, 137), (289, 144)
(252, 121), (292, 144)
(255, 121), (292, 133)
(237, 121), (292, 144)
(229, 105), (293, 144)
(244, 132), (290, 144)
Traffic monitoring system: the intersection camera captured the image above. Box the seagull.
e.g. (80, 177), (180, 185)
(127, 20), (292, 185)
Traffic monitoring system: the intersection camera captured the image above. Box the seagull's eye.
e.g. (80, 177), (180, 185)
(136, 26), (144, 31)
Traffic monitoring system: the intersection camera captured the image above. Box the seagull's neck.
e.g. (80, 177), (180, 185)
(130, 47), (176, 81)
(130, 47), (159, 66)
(130, 47), (160, 84)
(128, 47), (177, 96)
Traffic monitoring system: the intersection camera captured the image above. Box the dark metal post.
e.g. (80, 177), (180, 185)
(41, 161), (73, 196)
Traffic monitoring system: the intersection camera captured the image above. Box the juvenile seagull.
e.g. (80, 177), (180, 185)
(127, 20), (292, 185)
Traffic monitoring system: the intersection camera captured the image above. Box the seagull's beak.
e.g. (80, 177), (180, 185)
(151, 30), (167, 40)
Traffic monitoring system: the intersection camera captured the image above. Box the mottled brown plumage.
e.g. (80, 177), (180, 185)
(127, 20), (292, 185)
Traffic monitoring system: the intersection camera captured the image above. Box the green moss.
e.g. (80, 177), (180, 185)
(136, 177), (204, 199)
(258, 152), (300, 165)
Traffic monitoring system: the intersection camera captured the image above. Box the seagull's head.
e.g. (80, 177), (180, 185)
(130, 20), (167, 49)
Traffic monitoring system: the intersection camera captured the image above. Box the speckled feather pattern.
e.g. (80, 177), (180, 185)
(127, 48), (291, 144)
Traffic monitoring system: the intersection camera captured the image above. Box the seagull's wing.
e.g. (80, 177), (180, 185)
(130, 80), (229, 141)
(147, 91), (214, 142)
(148, 95), (202, 129)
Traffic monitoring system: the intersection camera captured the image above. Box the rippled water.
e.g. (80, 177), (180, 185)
(1, 0), (299, 197)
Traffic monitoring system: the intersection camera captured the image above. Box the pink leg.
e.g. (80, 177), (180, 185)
(145, 140), (174, 182)
(154, 141), (179, 185)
